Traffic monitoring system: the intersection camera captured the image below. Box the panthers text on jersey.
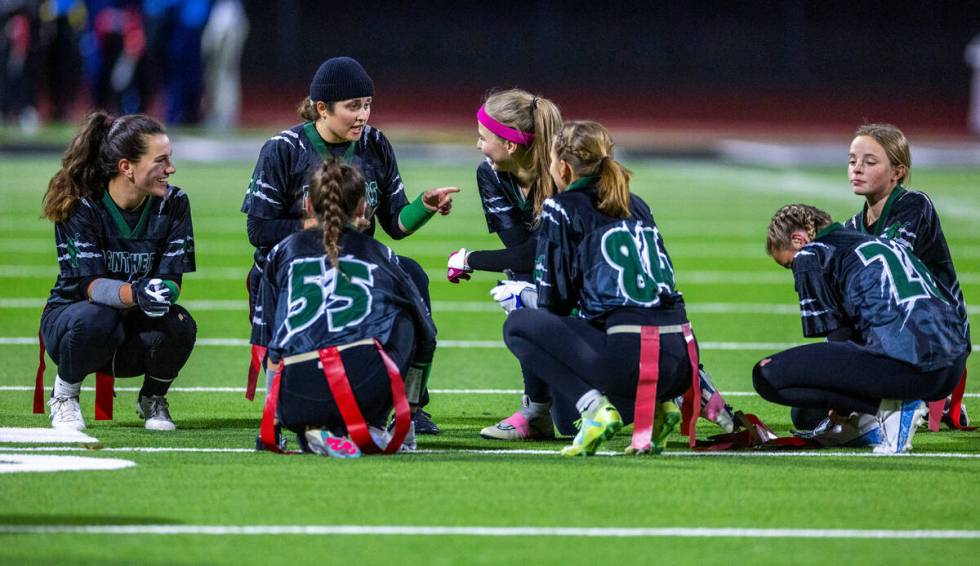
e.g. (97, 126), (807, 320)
(47, 187), (196, 308)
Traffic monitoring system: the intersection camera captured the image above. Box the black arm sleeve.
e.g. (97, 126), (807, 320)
(246, 216), (303, 248)
(496, 223), (531, 248)
(466, 238), (536, 273)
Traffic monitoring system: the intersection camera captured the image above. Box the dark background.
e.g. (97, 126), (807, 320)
(238, 1), (980, 132)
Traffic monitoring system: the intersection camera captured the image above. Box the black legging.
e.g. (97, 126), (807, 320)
(753, 341), (966, 415)
(503, 309), (695, 434)
(278, 312), (417, 435)
(40, 301), (197, 396)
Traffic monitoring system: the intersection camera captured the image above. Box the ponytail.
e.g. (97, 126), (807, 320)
(42, 111), (166, 223)
(526, 96), (562, 219)
(297, 97), (319, 122)
(595, 156), (632, 219)
(297, 96), (336, 122)
(766, 204), (833, 256)
(42, 112), (114, 222)
(553, 121), (632, 219)
(308, 158), (366, 270)
(481, 89), (563, 219)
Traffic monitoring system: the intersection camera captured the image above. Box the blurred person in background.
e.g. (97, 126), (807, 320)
(141, 0), (211, 125)
(38, 0), (85, 122)
(82, 0), (146, 115)
(0, 0), (39, 132)
(201, 0), (245, 131)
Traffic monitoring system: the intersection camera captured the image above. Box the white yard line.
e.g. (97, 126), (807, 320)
(0, 523), (978, 539)
(3, 446), (980, 460)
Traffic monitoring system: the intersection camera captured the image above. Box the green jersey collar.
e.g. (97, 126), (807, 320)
(102, 190), (154, 239)
(303, 122), (356, 162)
(861, 185), (905, 235)
(566, 175), (598, 193)
(815, 221), (843, 240)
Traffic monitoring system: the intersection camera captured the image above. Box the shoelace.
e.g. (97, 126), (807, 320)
(143, 397), (170, 419)
(50, 397), (81, 421)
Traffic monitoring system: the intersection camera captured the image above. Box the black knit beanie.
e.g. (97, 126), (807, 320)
(309, 57), (374, 102)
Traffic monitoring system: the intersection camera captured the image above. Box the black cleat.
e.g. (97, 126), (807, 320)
(412, 410), (441, 435)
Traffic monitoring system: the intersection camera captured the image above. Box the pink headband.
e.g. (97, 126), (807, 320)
(477, 106), (535, 145)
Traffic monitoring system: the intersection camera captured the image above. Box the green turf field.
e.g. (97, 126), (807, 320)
(1, 154), (978, 565)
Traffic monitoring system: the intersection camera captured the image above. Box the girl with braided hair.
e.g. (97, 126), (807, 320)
(755, 204), (969, 453)
(253, 158), (436, 456)
(243, 56), (455, 434)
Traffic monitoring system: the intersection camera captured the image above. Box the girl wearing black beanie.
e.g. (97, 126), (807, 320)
(241, 56), (455, 436)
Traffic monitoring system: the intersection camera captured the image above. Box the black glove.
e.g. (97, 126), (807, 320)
(133, 278), (173, 317)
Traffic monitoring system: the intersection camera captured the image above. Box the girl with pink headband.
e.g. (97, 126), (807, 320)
(447, 89), (562, 285)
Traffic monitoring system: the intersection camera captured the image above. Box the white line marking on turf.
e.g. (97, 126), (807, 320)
(0, 428), (98, 443)
(1, 385), (976, 399)
(0, 454), (135, 474)
(0, 524), (978, 539)
(3, 446), (980, 460)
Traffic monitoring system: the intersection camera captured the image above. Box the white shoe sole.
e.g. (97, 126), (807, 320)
(144, 418), (176, 431)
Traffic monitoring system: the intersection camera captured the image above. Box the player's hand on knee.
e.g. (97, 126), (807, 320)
(491, 280), (537, 313)
(447, 248), (472, 283)
(134, 278), (173, 318)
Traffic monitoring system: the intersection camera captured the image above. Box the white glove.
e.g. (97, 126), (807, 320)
(490, 280), (537, 314)
(447, 248), (472, 283)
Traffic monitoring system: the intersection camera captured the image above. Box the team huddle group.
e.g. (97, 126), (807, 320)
(35, 56), (971, 458)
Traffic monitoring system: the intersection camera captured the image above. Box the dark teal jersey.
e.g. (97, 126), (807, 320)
(534, 177), (685, 323)
(476, 160), (534, 237)
(843, 186), (969, 344)
(791, 223), (968, 371)
(46, 187), (196, 308)
(253, 228), (436, 364)
(241, 122), (410, 268)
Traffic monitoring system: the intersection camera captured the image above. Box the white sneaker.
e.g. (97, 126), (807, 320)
(874, 400), (927, 454)
(796, 412), (882, 447)
(137, 396), (176, 431)
(48, 396), (86, 430)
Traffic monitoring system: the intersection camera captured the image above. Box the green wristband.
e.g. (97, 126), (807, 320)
(161, 280), (180, 303)
(398, 194), (436, 233)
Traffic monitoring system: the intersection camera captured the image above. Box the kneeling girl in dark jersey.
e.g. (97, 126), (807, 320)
(253, 159), (436, 456)
(39, 112), (197, 432)
(491, 121), (703, 456)
(755, 204), (969, 454)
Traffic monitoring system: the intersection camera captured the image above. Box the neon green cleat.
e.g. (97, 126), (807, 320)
(625, 401), (681, 456)
(560, 397), (623, 457)
(651, 401), (681, 454)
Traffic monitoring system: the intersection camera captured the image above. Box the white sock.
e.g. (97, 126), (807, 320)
(53, 375), (81, 398)
(576, 389), (603, 414)
(519, 395), (551, 419)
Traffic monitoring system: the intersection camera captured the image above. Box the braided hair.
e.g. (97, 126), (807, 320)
(766, 204), (833, 256)
(307, 158), (366, 269)
(553, 121), (633, 218)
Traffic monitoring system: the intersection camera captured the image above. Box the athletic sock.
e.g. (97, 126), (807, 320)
(575, 389), (603, 415)
(139, 375), (174, 398)
(53, 375), (81, 398)
(518, 394), (551, 420)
